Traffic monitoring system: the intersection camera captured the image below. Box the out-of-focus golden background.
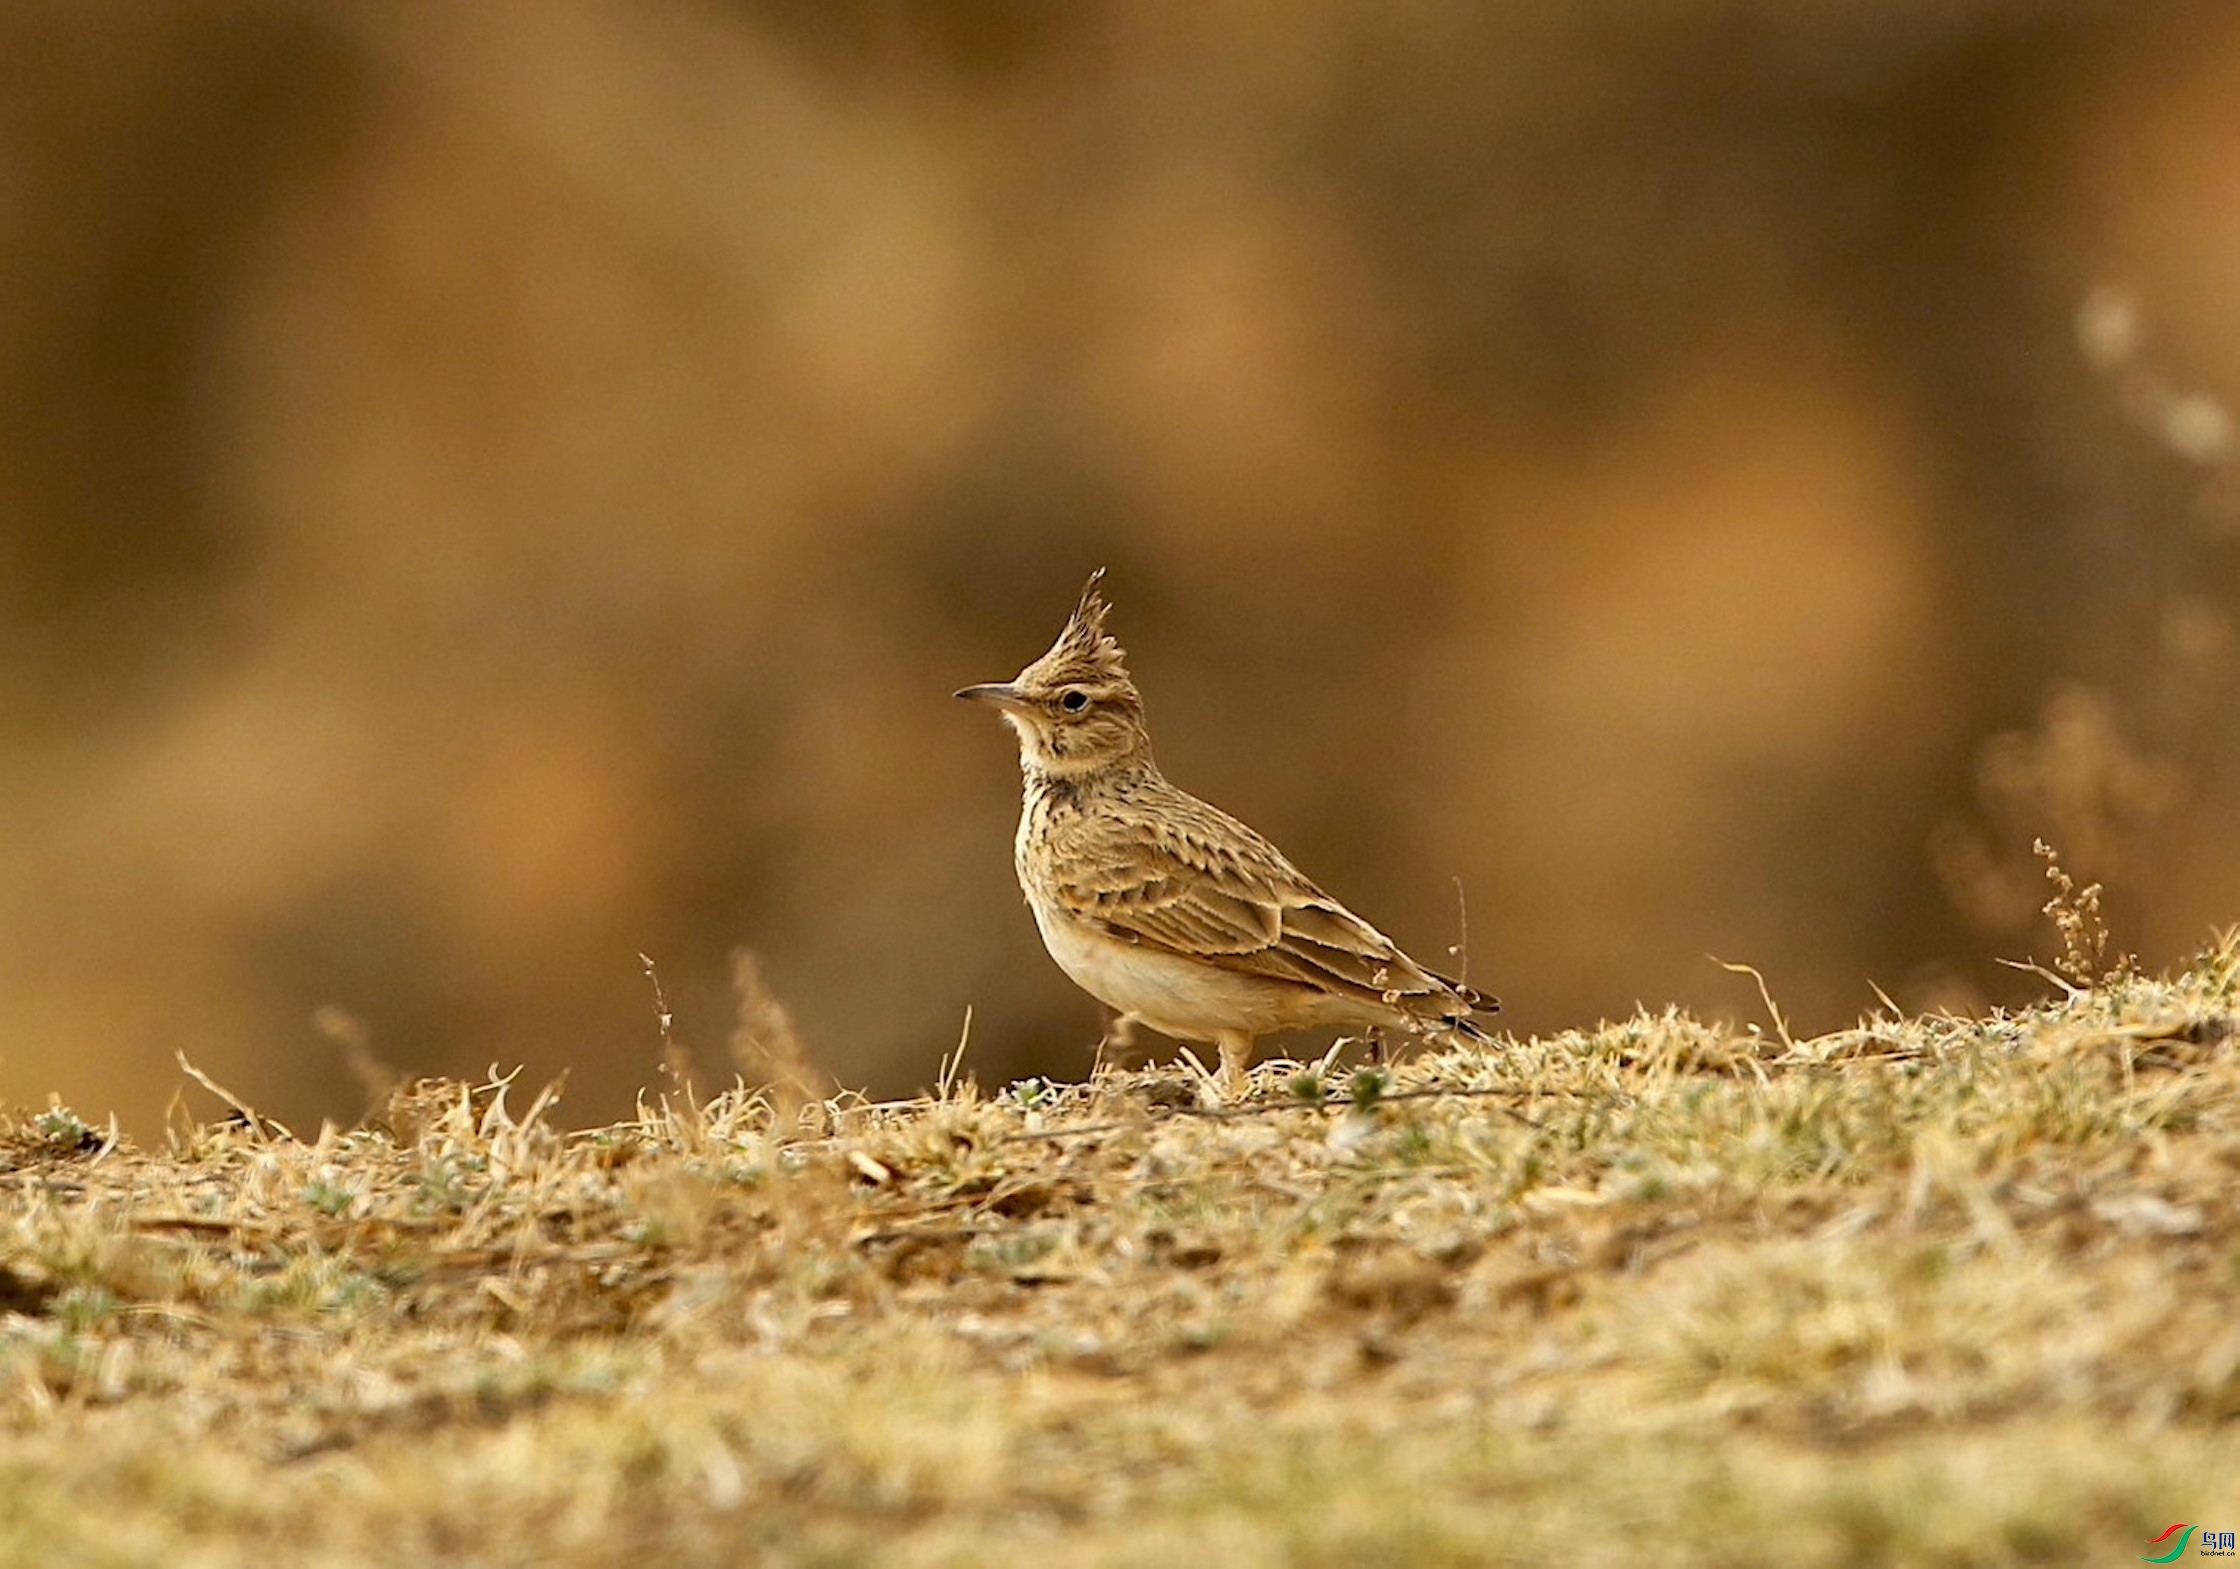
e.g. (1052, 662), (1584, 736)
(4, 1), (2238, 1134)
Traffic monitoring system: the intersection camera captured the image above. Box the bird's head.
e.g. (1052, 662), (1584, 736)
(956, 569), (1150, 776)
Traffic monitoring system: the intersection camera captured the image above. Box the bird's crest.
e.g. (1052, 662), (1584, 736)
(1025, 568), (1132, 689)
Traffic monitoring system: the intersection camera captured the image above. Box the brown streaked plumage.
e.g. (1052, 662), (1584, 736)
(957, 571), (1496, 1095)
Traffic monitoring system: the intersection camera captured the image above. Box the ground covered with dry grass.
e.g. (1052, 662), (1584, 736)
(3, 936), (2238, 1567)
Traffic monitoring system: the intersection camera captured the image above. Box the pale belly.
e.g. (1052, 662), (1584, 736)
(1028, 899), (1384, 1041)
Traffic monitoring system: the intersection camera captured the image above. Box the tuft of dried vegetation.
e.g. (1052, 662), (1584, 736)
(2030, 837), (2135, 991)
(5, 937), (2240, 1566)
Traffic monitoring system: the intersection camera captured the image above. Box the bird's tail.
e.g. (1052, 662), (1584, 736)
(1421, 969), (1498, 1046)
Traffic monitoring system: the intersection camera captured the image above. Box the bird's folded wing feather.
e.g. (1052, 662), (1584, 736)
(1049, 807), (1445, 1003)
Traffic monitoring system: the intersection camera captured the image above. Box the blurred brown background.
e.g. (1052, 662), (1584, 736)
(4, 1), (2239, 1135)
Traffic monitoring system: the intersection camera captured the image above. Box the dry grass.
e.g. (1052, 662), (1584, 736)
(4, 936), (2240, 1567)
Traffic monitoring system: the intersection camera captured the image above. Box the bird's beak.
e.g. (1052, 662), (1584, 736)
(955, 681), (1031, 712)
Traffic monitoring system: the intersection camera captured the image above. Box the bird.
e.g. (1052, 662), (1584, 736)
(956, 570), (1495, 1096)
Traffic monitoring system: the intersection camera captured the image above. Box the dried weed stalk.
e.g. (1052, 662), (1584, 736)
(2034, 838), (2135, 989)
(728, 947), (833, 1138)
(1935, 686), (2176, 937)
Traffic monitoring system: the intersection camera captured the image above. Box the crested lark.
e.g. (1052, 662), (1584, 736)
(958, 571), (1496, 1096)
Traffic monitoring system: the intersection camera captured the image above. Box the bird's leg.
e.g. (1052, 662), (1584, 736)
(1214, 1030), (1255, 1100)
(1367, 1027), (1389, 1067)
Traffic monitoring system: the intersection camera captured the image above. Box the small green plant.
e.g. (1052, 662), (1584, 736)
(51, 1285), (120, 1335)
(414, 1155), (474, 1213)
(1349, 1069), (1388, 1111)
(305, 1178), (356, 1217)
(34, 1102), (94, 1150)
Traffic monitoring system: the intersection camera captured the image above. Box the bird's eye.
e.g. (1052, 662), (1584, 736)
(1060, 689), (1090, 713)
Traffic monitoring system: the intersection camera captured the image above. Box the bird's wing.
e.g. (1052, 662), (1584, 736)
(1047, 792), (1455, 1011)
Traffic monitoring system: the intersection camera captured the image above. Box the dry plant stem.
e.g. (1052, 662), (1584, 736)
(639, 952), (699, 1105)
(728, 947), (832, 1137)
(2034, 837), (2134, 988)
(1935, 688), (2178, 940)
(172, 1052), (289, 1140)
(1712, 956), (1796, 1049)
(936, 1007), (973, 1103)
